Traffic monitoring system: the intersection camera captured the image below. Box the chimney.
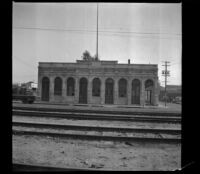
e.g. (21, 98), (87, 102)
(128, 59), (130, 64)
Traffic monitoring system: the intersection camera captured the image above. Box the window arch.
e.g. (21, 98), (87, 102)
(92, 78), (101, 96)
(54, 77), (62, 96)
(67, 77), (75, 96)
(118, 78), (127, 97)
(145, 79), (154, 89)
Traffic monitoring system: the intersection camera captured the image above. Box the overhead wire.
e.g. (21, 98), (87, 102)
(13, 26), (181, 40)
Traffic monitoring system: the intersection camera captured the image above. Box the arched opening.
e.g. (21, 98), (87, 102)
(67, 77), (75, 96)
(41, 77), (49, 101)
(105, 78), (114, 104)
(54, 77), (62, 96)
(92, 78), (101, 97)
(79, 77), (88, 104)
(145, 79), (154, 105)
(132, 79), (140, 104)
(118, 78), (127, 97)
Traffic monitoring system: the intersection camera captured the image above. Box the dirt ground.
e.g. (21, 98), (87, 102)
(13, 135), (181, 171)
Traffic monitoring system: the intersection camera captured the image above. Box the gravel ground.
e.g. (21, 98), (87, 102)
(13, 135), (181, 171)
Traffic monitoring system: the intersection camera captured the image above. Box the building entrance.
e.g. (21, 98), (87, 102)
(132, 79), (140, 104)
(105, 78), (114, 104)
(145, 90), (152, 104)
(79, 78), (87, 104)
(41, 77), (49, 101)
(145, 79), (154, 105)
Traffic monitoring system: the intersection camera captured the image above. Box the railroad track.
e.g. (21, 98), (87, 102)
(13, 110), (181, 123)
(13, 121), (181, 144)
(13, 106), (181, 117)
(13, 121), (181, 135)
(13, 163), (107, 171)
(12, 130), (181, 144)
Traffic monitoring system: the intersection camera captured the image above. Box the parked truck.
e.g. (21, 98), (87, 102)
(12, 85), (36, 104)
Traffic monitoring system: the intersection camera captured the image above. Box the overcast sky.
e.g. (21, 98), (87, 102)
(12, 3), (181, 86)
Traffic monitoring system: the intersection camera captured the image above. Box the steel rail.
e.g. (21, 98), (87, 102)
(13, 110), (181, 123)
(12, 121), (181, 135)
(13, 109), (180, 119)
(12, 105), (181, 116)
(13, 163), (108, 171)
(13, 129), (181, 144)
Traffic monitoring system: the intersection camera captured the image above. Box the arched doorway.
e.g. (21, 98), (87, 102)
(145, 79), (154, 105)
(92, 78), (101, 97)
(67, 77), (75, 96)
(54, 77), (62, 96)
(41, 77), (50, 101)
(105, 78), (114, 104)
(79, 77), (88, 104)
(132, 79), (140, 104)
(118, 78), (127, 97)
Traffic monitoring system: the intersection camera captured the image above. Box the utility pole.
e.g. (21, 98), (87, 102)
(96, 3), (99, 60)
(162, 61), (170, 107)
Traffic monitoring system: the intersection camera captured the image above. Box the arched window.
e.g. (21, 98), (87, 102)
(54, 77), (62, 96)
(67, 77), (75, 96)
(118, 78), (127, 97)
(92, 78), (101, 96)
(145, 79), (154, 89)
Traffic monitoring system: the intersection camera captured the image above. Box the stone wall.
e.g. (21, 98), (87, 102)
(38, 60), (159, 105)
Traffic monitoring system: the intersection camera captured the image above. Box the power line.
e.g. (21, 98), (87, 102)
(170, 62), (181, 66)
(13, 56), (36, 69)
(13, 26), (181, 35)
(13, 26), (181, 40)
(170, 60), (181, 66)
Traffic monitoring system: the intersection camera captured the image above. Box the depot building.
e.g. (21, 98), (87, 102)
(37, 59), (159, 106)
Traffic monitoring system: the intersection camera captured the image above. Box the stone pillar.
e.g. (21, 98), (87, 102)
(88, 77), (93, 104)
(74, 77), (79, 104)
(114, 78), (118, 105)
(127, 78), (132, 105)
(100, 78), (105, 105)
(49, 76), (55, 102)
(140, 79), (145, 106)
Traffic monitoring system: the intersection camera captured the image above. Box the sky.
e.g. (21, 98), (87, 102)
(12, 3), (182, 86)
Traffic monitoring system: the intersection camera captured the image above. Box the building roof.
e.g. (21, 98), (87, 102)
(38, 60), (158, 70)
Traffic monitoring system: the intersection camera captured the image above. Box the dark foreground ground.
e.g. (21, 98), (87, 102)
(13, 135), (181, 171)
(12, 101), (181, 171)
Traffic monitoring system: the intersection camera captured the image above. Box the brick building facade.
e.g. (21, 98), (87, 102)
(37, 59), (159, 106)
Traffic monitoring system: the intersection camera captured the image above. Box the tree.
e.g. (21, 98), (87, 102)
(82, 50), (100, 61)
(82, 50), (92, 61)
